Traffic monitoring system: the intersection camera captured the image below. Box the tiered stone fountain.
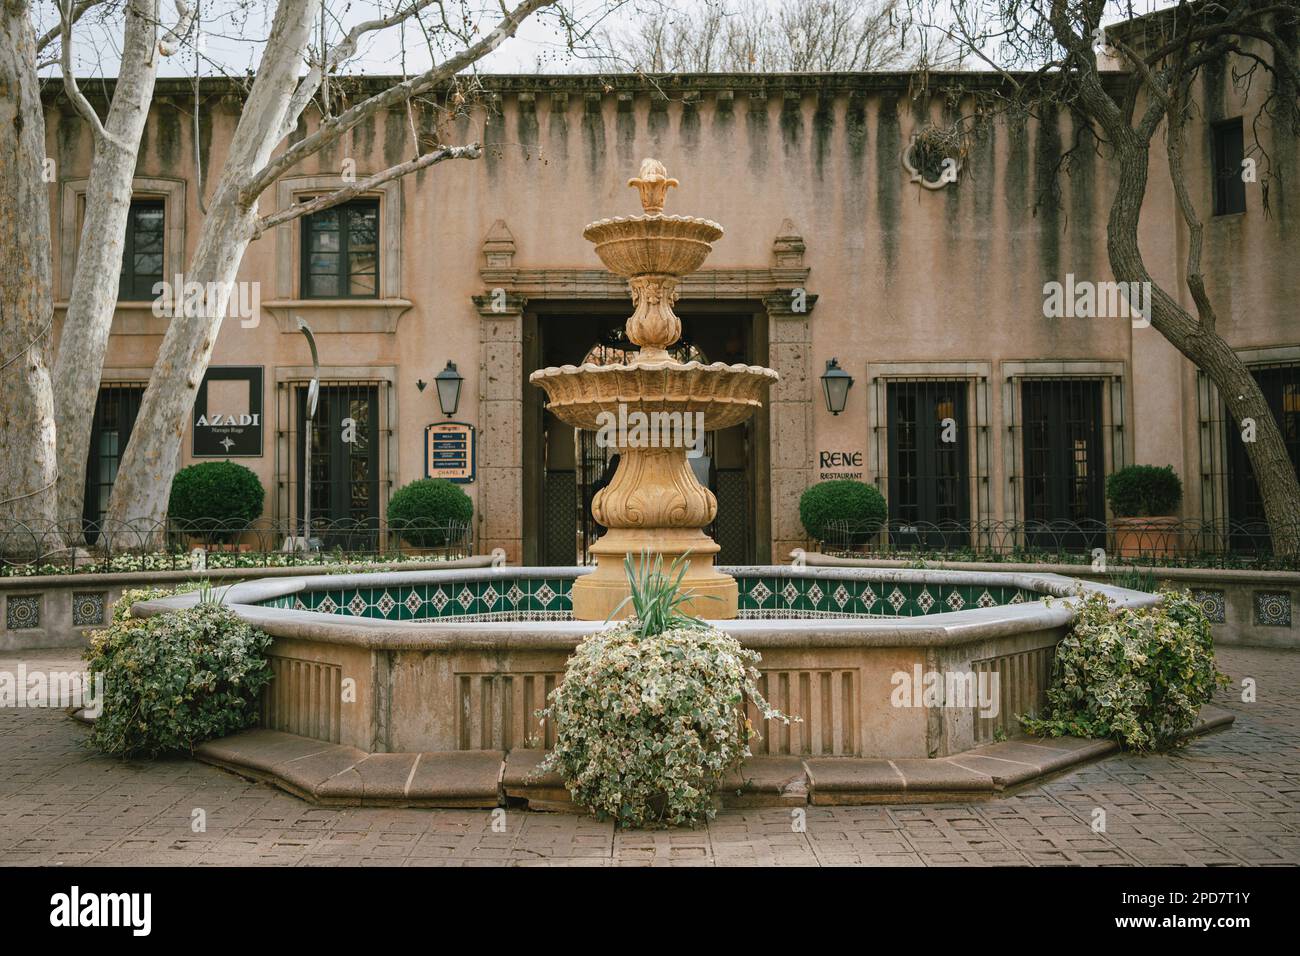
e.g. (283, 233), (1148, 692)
(529, 159), (779, 620)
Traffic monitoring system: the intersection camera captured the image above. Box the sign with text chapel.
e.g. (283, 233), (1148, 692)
(193, 366), (264, 457)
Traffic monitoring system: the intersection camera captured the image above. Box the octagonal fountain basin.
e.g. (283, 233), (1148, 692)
(137, 565), (1158, 763)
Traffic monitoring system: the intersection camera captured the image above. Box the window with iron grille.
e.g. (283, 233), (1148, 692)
(119, 200), (164, 300)
(83, 384), (145, 538)
(1013, 378), (1109, 550)
(885, 380), (971, 546)
(1212, 118), (1246, 216)
(300, 199), (379, 298)
(276, 379), (392, 549)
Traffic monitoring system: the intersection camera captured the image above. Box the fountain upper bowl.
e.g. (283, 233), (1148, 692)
(582, 214), (724, 277)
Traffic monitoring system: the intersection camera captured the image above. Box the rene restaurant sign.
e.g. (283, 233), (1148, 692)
(193, 366), (264, 457)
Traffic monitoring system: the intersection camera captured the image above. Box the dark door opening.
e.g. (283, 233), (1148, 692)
(295, 384), (380, 547)
(526, 303), (766, 567)
(83, 384), (145, 541)
(1021, 379), (1105, 550)
(886, 380), (970, 549)
(1226, 364), (1300, 551)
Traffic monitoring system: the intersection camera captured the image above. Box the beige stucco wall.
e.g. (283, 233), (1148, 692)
(42, 64), (1299, 560)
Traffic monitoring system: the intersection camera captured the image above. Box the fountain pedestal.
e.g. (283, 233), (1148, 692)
(529, 159), (778, 621)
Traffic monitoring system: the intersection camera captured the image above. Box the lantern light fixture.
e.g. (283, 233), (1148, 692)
(435, 360), (464, 417)
(820, 357), (854, 415)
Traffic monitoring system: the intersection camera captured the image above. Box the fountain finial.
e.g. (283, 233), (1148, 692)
(628, 158), (678, 215)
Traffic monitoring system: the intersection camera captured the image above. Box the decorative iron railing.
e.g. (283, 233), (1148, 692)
(0, 518), (473, 576)
(818, 518), (1300, 570)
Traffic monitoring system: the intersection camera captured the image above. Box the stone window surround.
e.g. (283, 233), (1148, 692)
(865, 361), (993, 526)
(1000, 360), (1128, 526)
(271, 365), (398, 526)
(266, 175), (410, 334)
(57, 176), (186, 314)
(1196, 344), (1300, 528)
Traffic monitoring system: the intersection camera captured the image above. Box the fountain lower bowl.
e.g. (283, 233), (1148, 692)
(134, 565), (1159, 763)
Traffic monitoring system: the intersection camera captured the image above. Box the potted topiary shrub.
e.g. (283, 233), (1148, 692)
(168, 461), (265, 547)
(537, 551), (795, 828)
(1106, 464), (1183, 558)
(799, 479), (887, 550)
(386, 478), (473, 550)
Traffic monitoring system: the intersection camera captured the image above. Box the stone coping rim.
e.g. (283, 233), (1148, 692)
(131, 564), (1157, 651)
(799, 551), (1300, 584)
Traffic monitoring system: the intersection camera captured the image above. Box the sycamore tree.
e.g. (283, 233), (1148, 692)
(0, 0), (188, 557)
(903, 0), (1300, 552)
(99, 0), (590, 546)
(1, 0), (612, 559)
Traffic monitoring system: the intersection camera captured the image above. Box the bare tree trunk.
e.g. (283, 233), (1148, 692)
(105, 0), (550, 544)
(0, 0), (59, 561)
(105, 0), (316, 540)
(1107, 142), (1300, 553)
(53, 0), (171, 535)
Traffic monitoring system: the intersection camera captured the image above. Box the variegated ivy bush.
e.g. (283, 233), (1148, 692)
(538, 551), (793, 828)
(1020, 589), (1228, 751)
(86, 586), (274, 758)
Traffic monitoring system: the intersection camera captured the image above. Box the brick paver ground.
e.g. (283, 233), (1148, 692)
(1, 647), (1297, 866)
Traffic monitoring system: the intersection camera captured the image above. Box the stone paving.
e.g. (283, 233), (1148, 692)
(1, 647), (1297, 867)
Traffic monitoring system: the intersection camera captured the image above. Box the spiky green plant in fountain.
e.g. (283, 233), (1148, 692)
(538, 550), (796, 828)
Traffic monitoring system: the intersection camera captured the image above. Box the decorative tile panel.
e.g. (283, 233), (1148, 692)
(1192, 588), (1226, 624)
(71, 592), (106, 627)
(260, 575), (1045, 623)
(1255, 591), (1292, 628)
(6, 595), (41, 630)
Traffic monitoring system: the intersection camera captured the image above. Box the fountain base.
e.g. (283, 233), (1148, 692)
(572, 527), (738, 620)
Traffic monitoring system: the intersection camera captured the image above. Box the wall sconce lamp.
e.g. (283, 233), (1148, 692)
(435, 360), (464, 417)
(821, 358), (854, 415)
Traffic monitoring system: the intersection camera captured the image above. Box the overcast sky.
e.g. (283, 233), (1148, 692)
(35, 0), (1176, 81)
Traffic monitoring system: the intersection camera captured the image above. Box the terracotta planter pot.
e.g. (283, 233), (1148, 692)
(1111, 516), (1181, 559)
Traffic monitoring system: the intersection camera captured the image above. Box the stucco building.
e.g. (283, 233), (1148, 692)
(44, 65), (1299, 563)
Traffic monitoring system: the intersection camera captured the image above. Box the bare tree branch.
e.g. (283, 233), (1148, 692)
(254, 142), (482, 236)
(241, 0), (554, 207)
(158, 0), (196, 56)
(58, 0), (110, 143)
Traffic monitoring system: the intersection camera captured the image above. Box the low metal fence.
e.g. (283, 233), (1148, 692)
(819, 518), (1300, 570)
(0, 518), (473, 576)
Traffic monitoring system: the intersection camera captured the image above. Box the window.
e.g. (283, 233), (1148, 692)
(294, 383), (381, 545)
(301, 199), (379, 298)
(1212, 118), (1246, 216)
(886, 380), (970, 547)
(119, 200), (164, 300)
(82, 384), (145, 539)
(1020, 379), (1105, 549)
